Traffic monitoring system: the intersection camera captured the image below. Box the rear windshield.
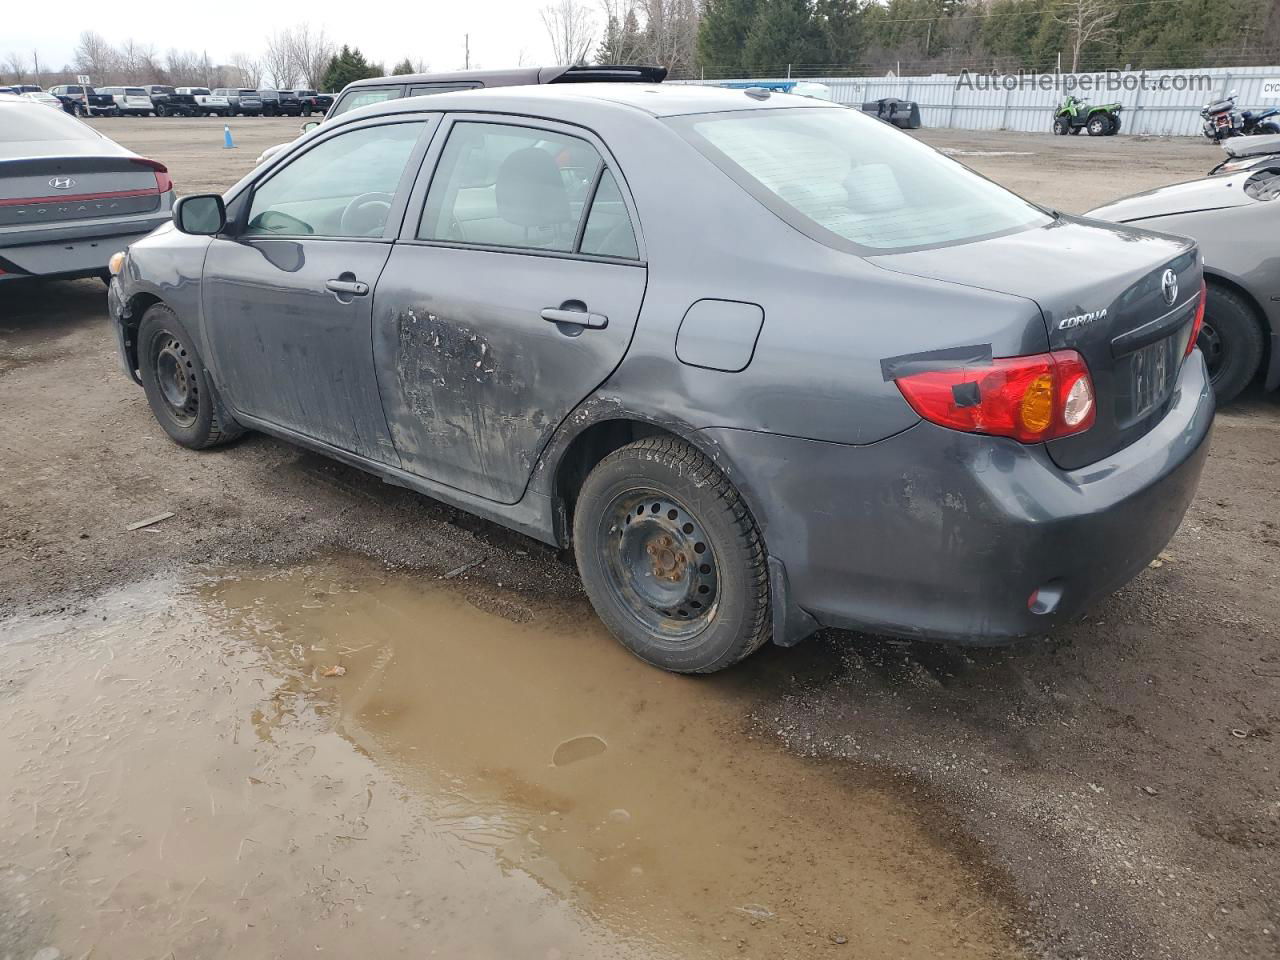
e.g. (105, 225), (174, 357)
(126, 87), (147, 95)
(152, 86), (175, 94)
(0, 103), (102, 142)
(238, 89), (257, 96)
(675, 106), (1050, 253)
(187, 88), (210, 96)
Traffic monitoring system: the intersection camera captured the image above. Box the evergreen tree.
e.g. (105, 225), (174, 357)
(321, 45), (383, 92)
(698, 0), (761, 76)
(391, 58), (416, 76)
(744, 0), (823, 74)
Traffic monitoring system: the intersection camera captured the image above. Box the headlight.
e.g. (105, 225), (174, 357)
(108, 251), (127, 276)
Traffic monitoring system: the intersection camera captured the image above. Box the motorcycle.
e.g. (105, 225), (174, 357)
(1201, 90), (1280, 141)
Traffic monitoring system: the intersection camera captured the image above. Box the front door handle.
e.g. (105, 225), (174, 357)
(541, 306), (607, 329)
(325, 278), (369, 297)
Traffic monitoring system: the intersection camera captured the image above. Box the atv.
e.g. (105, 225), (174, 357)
(1053, 95), (1123, 136)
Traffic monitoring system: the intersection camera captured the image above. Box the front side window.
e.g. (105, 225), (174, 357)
(419, 121), (604, 253)
(331, 86), (403, 117)
(676, 107), (1051, 253)
(245, 121), (425, 238)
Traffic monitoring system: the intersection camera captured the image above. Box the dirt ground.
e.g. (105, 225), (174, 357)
(2, 117), (1278, 960)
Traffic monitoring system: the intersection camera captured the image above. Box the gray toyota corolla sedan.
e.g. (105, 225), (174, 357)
(107, 84), (1214, 673)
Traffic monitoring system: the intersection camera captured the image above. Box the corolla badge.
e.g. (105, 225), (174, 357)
(1161, 269), (1178, 306)
(48, 176), (76, 190)
(1058, 308), (1108, 330)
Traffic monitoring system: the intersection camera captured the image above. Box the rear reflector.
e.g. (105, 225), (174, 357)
(895, 349), (1096, 443)
(1186, 280), (1207, 357)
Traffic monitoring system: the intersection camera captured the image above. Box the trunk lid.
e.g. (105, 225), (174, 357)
(869, 216), (1200, 469)
(0, 153), (162, 228)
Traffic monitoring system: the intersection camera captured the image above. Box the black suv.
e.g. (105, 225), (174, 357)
(259, 89), (304, 116)
(146, 85), (198, 117)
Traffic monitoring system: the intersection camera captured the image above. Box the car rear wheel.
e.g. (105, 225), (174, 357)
(573, 436), (771, 674)
(1200, 284), (1264, 404)
(138, 304), (244, 449)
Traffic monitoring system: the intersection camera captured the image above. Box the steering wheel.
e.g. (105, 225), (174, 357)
(339, 192), (394, 237)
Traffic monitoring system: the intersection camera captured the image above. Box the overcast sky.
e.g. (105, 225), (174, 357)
(6, 0), (560, 75)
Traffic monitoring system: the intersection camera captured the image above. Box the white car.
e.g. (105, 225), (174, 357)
(21, 91), (62, 109)
(96, 86), (156, 116)
(177, 87), (231, 117)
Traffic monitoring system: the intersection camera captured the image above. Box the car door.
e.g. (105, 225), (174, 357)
(202, 115), (435, 464)
(373, 115), (647, 503)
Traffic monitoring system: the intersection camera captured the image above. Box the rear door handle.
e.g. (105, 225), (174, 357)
(325, 278), (369, 297)
(541, 307), (607, 329)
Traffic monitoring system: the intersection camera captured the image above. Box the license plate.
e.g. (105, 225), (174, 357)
(1129, 335), (1179, 419)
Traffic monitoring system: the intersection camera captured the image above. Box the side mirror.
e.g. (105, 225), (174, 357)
(301, 120), (320, 133)
(173, 194), (226, 235)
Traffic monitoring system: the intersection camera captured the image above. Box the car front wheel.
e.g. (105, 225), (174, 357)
(573, 436), (771, 674)
(138, 304), (244, 449)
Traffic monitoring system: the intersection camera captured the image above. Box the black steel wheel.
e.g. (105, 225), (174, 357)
(138, 303), (244, 449)
(573, 436), (770, 673)
(1199, 284), (1264, 404)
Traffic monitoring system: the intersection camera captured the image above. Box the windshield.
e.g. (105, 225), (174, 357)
(675, 106), (1051, 253)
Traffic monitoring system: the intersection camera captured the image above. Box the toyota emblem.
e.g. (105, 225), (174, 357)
(48, 176), (75, 190)
(1160, 269), (1178, 306)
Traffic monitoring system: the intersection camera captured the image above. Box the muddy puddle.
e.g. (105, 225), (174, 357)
(0, 557), (1024, 959)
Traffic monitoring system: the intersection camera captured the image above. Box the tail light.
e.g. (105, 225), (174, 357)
(895, 349), (1096, 444)
(131, 157), (173, 193)
(1186, 280), (1207, 357)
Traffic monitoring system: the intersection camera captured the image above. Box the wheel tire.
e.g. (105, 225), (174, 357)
(573, 436), (770, 674)
(138, 303), (244, 449)
(1087, 116), (1109, 136)
(1199, 284), (1265, 404)
(1053, 117), (1069, 135)
(1069, 126), (1082, 135)
(1107, 114), (1121, 134)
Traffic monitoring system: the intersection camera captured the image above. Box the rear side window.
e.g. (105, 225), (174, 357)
(245, 121), (425, 238)
(331, 86), (402, 117)
(0, 103), (102, 142)
(419, 121), (605, 253)
(677, 107), (1050, 253)
(579, 169), (638, 259)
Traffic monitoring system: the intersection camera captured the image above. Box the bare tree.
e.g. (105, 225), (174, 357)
(163, 48), (201, 85)
(261, 31), (294, 88)
(288, 25), (335, 90)
(541, 0), (596, 65)
(73, 31), (118, 83)
(1052, 0), (1119, 72)
(230, 52), (263, 88)
(638, 0), (699, 74)
(5, 51), (29, 83)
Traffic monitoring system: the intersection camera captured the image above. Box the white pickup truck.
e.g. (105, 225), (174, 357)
(176, 87), (231, 117)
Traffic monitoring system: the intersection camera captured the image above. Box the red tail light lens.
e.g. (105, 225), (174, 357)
(1186, 279), (1206, 357)
(895, 350), (1096, 443)
(131, 157), (173, 193)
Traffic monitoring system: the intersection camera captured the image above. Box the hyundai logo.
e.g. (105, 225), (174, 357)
(1161, 269), (1178, 306)
(48, 176), (75, 190)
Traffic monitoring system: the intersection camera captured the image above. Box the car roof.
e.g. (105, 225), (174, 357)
(343, 82), (837, 122)
(343, 63), (667, 90)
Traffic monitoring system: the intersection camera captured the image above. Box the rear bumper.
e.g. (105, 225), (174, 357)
(0, 214), (170, 280)
(702, 352), (1215, 644)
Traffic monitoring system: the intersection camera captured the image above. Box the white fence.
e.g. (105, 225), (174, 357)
(680, 66), (1280, 137)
